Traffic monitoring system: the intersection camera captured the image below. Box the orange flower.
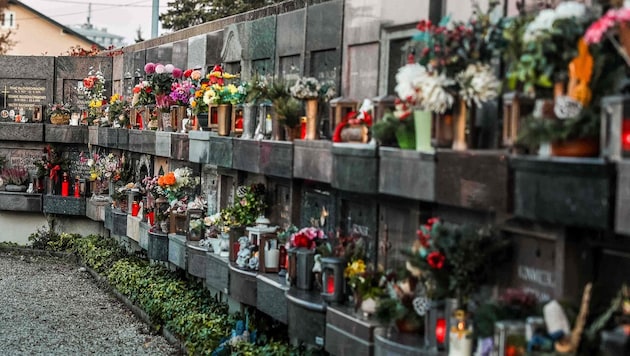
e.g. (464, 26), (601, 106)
(163, 172), (176, 186)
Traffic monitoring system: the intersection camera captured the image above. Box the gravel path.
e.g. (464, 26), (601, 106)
(0, 251), (178, 355)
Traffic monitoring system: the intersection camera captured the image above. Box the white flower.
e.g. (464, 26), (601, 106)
(456, 63), (500, 107)
(523, 9), (557, 42)
(395, 63), (428, 105)
(554, 1), (586, 20)
(87, 158), (94, 167)
(420, 72), (455, 114)
(164, 64), (175, 73)
(155, 64), (165, 74)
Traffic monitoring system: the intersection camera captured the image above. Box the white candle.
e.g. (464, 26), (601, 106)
(265, 249), (279, 269)
(448, 332), (472, 356)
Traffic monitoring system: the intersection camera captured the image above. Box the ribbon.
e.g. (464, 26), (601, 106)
(49, 165), (61, 182)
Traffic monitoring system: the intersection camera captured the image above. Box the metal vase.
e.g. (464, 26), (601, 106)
(305, 98), (319, 140)
(217, 104), (231, 136)
(295, 248), (315, 290)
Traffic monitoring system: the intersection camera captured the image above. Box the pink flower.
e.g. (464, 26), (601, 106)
(172, 68), (183, 79)
(155, 64), (166, 74)
(191, 70), (202, 81)
(584, 9), (618, 44)
(616, 8), (630, 22)
(144, 62), (156, 74)
(164, 64), (175, 73)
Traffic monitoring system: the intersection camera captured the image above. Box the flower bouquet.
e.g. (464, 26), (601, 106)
(48, 102), (72, 125)
(289, 77), (336, 101)
(78, 66), (107, 125)
(108, 93), (129, 127)
(144, 62), (183, 110)
(157, 167), (198, 205)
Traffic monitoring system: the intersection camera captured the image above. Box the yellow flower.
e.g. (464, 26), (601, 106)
(203, 89), (216, 105)
(109, 93), (121, 104)
(344, 259), (366, 277)
(89, 99), (102, 108)
(227, 84), (238, 94)
(90, 172), (98, 180)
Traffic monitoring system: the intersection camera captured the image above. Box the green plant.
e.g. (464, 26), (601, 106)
(28, 225), (60, 250)
(274, 97), (302, 128)
(1, 167), (29, 185)
(221, 184), (266, 227)
(71, 234), (128, 273)
(372, 111), (415, 148)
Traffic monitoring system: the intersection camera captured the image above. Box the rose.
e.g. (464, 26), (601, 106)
(155, 64), (165, 74)
(293, 233), (310, 248)
(172, 68), (183, 79)
(183, 69), (193, 78)
(191, 70), (202, 81)
(83, 76), (95, 89)
(164, 64), (175, 73)
(427, 251), (445, 269)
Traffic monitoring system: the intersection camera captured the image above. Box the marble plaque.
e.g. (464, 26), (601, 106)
(306, 0), (343, 52)
(347, 43), (379, 99)
(187, 34), (207, 71)
(172, 40), (188, 71)
(276, 9), (305, 56)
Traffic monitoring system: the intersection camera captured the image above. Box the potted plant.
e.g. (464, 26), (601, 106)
(274, 96), (302, 141)
(48, 102), (71, 125)
(1, 167), (30, 192)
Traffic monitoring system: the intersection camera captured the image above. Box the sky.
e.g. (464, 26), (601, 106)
(23, 0), (171, 46)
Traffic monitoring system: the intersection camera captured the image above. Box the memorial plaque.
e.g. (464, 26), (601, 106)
(247, 16), (276, 60)
(0, 146), (43, 176)
(222, 23), (246, 63)
(188, 34), (207, 70)
(310, 49), (340, 84)
(145, 47), (159, 64)
(55, 57), (113, 105)
(0, 80), (48, 117)
(306, 0), (343, 52)
(377, 201), (422, 271)
(205, 31), (224, 70)
(267, 178), (299, 230)
(133, 50), (146, 79)
(348, 43), (379, 100)
(252, 59), (273, 77)
(279, 55), (302, 81)
(339, 194), (378, 263)
(158, 44), (173, 64)
(0, 56), (54, 117)
(64, 148), (92, 180)
(172, 40), (188, 71)
(344, 0), (381, 45)
(301, 185), (337, 235)
(277, 9), (305, 57)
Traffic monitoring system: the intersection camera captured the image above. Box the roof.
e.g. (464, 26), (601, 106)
(8, 0), (104, 50)
(71, 25), (124, 40)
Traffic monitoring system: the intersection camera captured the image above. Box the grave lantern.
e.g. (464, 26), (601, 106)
(245, 216), (276, 247)
(329, 97), (358, 136)
(258, 233), (280, 273)
(493, 320), (526, 356)
(258, 101), (273, 139)
(126, 189), (142, 215)
(186, 208), (205, 241)
(320, 257), (345, 303)
(231, 103), (244, 136)
(208, 103), (219, 131)
(601, 95), (630, 161)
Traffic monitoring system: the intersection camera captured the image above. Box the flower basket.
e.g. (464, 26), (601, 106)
(50, 113), (70, 125)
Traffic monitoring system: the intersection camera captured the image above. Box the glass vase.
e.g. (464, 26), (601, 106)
(414, 110), (434, 153)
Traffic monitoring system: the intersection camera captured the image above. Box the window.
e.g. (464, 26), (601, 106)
(1, 11), (15, 29)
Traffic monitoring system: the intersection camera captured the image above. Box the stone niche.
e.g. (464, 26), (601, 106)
(300, 183), (337, 235)
(54, 56), (113, 107)
(266, 177), (300, 230)
(172, 40), (189, 72)
(500, 221), (593, 303)
(0, 56), (54, 117)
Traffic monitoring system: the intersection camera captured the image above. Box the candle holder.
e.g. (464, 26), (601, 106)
(245, 216), (277, 247)
(320, 257), (345, 303)
(493, 320), (526, 356)
(258, 233), (279, 273)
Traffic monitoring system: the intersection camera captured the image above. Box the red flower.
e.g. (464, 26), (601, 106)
(293, 233), (310, 248)
(416, 229), (430, 248)
(83, 77), (95, 89)
(427, 251), (445, 269)
(183, 69), (193, 78)
(427, 217), (440, 226)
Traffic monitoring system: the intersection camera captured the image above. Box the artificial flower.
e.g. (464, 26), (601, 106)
(427, 251), (445, 269)
(456, 63), (500, 107)
(144, 62), (156, 74)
